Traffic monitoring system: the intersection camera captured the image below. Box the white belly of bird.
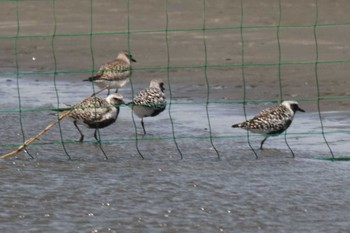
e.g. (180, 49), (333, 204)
(132, 105), (158, 118)
(248, 128), (272, 134)
(95, 79), (129, 89)
(73, 108), (117, 128)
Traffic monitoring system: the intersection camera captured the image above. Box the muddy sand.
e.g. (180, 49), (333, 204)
(1, 1), (350, 233)
(1, 0), (350, 113)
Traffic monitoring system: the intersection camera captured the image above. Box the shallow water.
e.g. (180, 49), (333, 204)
(1, 78), (350, 232)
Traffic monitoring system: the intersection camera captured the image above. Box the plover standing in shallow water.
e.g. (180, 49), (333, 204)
(57, 93), (125, 142)
(128, 79), (166, 135)
(84, 50), (136, 94)
(55, 93), (124, 159)
(232, 100), (305, 149)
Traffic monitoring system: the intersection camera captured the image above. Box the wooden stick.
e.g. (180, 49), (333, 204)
(90, 87), (108, 97)
(1, 86), (109, 159)
(1, 111), (72, 159)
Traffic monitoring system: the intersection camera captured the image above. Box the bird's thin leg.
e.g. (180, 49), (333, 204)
(94, 129), (108, 160)
(73, 121), (84, 142)
(107, 88), (110, 95)
(93, 129), (99, 142)
(260, 136), (269, 150)
(284, 132), (295, 158)
(141, 119), (146, 135)
(114, 88), (119, 93)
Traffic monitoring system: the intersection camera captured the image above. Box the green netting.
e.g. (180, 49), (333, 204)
(1, 0), (349, 160)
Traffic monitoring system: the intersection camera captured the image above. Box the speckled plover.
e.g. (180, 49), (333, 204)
(84, 50), (136, 94)
(57, 93), (125, 143)
(128, 79), (166, 135)
(232, 100), (305, 149)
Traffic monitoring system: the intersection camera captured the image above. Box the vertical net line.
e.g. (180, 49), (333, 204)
(165, 0), (183, 159)
(313, 0), (335, 159)
(51, 0), (71, 159)
(89, 0), (106, 158)
(88, 0), (98, 96)
(240, 0), (258, 159)
(89, 0), (98, 145)
(126, 0), (144, 159)
(89, 0), (96, 96)
(13, 0), (29, 158)
(89, 0), (96, 95)
(276, 0), (283, 103)
(202, 0), (220, 159)
(276, 0), (295, 157)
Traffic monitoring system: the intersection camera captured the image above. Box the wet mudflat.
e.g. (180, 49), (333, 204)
(2, 0), (350, 232)
(1, 78), (350, 232)
(2, 155), (350, 233)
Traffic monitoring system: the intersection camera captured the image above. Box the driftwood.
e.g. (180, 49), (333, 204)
(0, 87), (108, 159)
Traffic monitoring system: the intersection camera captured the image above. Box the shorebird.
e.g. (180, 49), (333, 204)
(232, 100), (305, 149)
(128, 79), (166, 135)
(55, 93), (124, 159)
(84, 50), (136, 95)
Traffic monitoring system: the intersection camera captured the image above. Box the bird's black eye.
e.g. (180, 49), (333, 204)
(290, 104), (299, 112)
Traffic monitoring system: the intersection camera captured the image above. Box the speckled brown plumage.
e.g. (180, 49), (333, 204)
(84, 50), (136, 94)
(234, 105), (293, 135)
(232, 101), (305, 149)
(129, 79), (166, 135)
(58, 93), (124, 142)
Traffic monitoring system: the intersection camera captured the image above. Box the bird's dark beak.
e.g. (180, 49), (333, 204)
(131, 57), (136, 62)
(115, 100), (125, 107)
(125, 101), (133, 107)
(297, 106), (305, 112)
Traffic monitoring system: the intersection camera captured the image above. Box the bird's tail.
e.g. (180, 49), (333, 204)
(232, 123), (240, 128)
(50, 102), (73, 112)
(51, 107), (72, 112)
(83, 74), (101, 82)
(49, 109), (64, 117)
(50, 102), (74, 114)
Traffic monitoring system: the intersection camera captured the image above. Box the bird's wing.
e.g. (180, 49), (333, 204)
(133, 88), (166, 107)
(255, 105), (281, 118)
(96, 60), (130, 79)
(71, 97), (112, 120)
(247, 106), (291, 133)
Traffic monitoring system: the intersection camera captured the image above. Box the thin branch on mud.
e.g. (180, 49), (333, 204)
(1, 87), (108, 159)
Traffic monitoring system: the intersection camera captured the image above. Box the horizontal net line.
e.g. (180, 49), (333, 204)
(2, 59), (350, 77)
(0, 0), (347, 159)
(1, 22), (350, 39)
(2, 96), (350, 113)
(1, 130), (349, 148)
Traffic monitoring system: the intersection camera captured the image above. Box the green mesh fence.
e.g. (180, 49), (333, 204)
(1, 0), (350, 160)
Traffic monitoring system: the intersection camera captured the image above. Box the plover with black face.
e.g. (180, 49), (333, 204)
(57, 93), (125, 142)
(84, 50), (136, 94)
(128, 79), (166, 135)
(55, 93), (124, 159)
(232, 100), (305, 149)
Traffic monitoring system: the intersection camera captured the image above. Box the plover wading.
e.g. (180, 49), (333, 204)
(232, 100), (305, 149)
(84, 50), (136, 94)
(128, 79), (166, 135)
(56, 93), (125, 142)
